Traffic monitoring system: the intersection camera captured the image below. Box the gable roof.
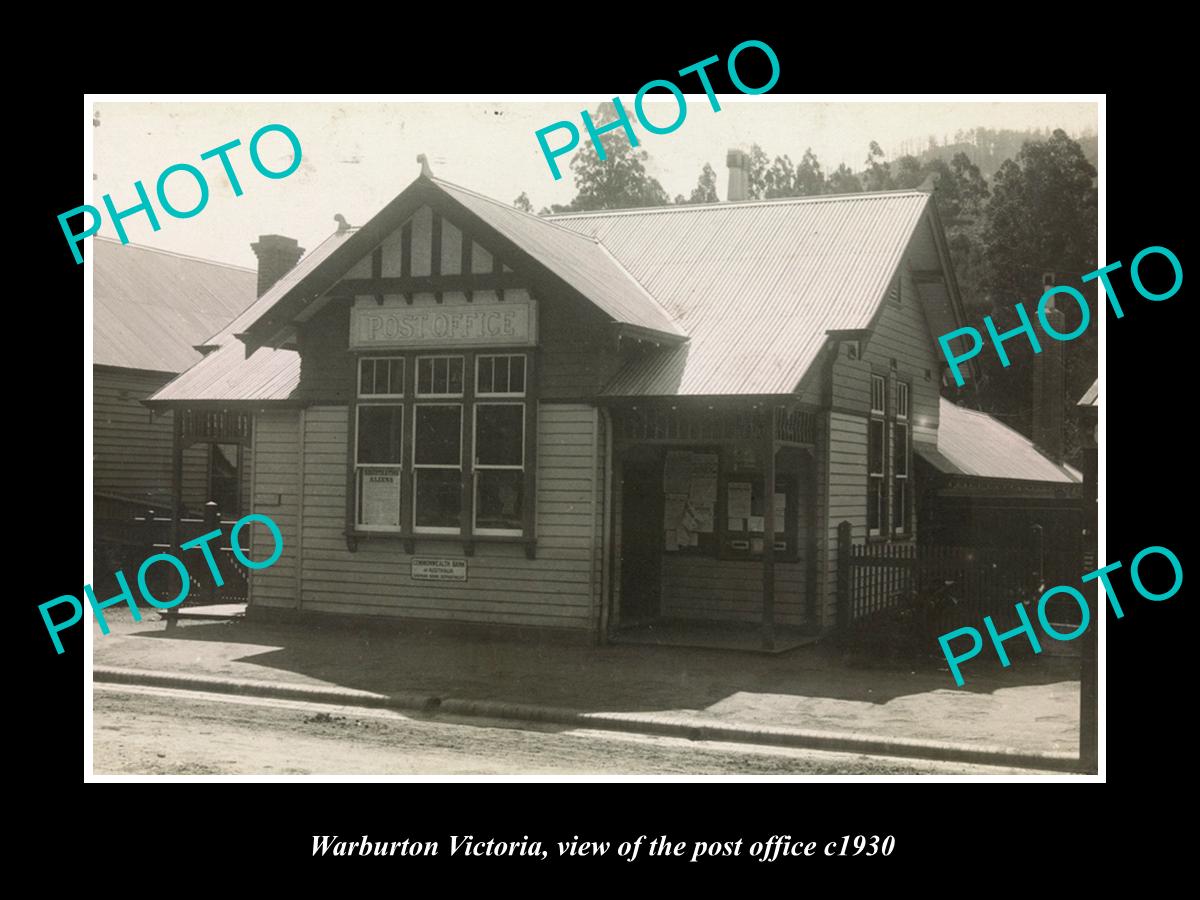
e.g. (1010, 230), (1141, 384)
(232, 175), (686, 351)
(146, 229), (358, 404)
(93, 237), (256, 373)
(550, 190), (931, 396)
(918, 399), (1082, 484)
(432, 179), (684, 339)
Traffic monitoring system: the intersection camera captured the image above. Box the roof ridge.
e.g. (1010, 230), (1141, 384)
(430, 176), (604, 246)
(548, 188), (930, 220)
(94, 235), (257, 273)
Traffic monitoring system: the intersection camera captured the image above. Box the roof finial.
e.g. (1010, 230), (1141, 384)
(417, 154), (434, 178)
(334, 213), (351, 233)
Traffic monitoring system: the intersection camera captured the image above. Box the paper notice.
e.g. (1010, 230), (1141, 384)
(728, 517), (744, 532)
(748, 515), (765, 533)
(663, 493), (687, 529)
(664, 529), (679, 551)
(693, 505), (714, 533)
(664, 451), (692, 495)
(727, 482), (752, 518)
(751, 537), (764, 554)
(689, 476), (717, 504)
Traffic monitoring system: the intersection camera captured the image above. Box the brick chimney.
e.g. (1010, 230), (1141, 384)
(250, 235), (305, 298)
(1032, 273), (1065, 464)
(727, 149), (750, 202)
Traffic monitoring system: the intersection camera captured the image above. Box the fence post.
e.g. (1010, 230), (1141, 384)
(204, 501), (219, 606)
(835, 520), (853, 634)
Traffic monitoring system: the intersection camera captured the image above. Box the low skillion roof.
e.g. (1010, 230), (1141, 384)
(550, 190), (931, 396)
(93, 237), (256, 373)
(147, 230), (356, 403)
(918, 399), (1082, 484)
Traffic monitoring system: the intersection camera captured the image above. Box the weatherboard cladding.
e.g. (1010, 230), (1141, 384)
(93, 237), (256, 373)
(919, 399), (1082, 484)
(549, 190), (931, 396)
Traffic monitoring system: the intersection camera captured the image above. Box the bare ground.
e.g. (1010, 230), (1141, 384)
(92, 685), (1060, 776)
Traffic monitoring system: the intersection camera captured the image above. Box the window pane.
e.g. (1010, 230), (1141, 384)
(359, 359), (375, 395)
(510, 355), (525, 393)
(868, 478), (881, 532)
(477, 356), (494, 394)
(388, 359), (404, 395)
(868, 420), (884, 475)
(414, 405), (461, 465)
(418, 358), (434, 395)
(448, 357), (464, 394)
(415, 469), (461, 528)
(493, 358), (509, 394)
(357, 406), (403, 464)
(894, 423), (908, 475)
(476, 405), (523, 466)
(358, 466), (401, 527)
(476, 470), (523, 531)
(893, 480), (906, 530)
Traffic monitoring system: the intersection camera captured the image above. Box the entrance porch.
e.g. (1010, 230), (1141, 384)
(608, 401), (821, 651)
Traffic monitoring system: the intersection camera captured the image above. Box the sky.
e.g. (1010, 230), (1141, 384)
(90, 99), (1098, 270)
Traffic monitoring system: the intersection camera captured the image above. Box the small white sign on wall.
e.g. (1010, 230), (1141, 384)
(411, 557), (467, 582)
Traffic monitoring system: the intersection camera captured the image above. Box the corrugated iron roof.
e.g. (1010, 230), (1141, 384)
(550, 190), (930, 396)
(146, 230), (355, 404)
(1078, 379), (1098, 407)
(432, 178), (685, 339)
(919, 399), (1082, 484)
(93, 237), (256, 373)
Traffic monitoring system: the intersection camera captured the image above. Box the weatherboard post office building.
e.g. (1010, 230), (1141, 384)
(146, 160), (1080, 648)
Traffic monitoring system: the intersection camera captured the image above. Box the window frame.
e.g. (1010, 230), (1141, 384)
(358, 355), (406, 399)
(346, 348), (537, 547)
(415, 354), (466, 400)
(868, 373), (887, 538)
(411, 401), (464, 535)
(353, 401), (406, 532)
(472, 400), (526, 536)
(475, 353), (527, 399)
(892, 380), (911, 536)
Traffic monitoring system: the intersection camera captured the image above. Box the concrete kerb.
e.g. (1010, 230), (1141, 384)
(93, 666), (1084, 774)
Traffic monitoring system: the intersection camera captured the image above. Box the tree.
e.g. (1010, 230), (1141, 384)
(826, 162), (862, 194)
(746, 144), (770, 199)
(863, 141), (892, 191)
(688, 162), (719, 203)
(973, 129), (1098, 463)
(794, 148), (826, 196)
(555, 103), (671, 212)
(512, 192), (532, 213)
(764, 154), (796, 198)
(673, 194), (687, 205)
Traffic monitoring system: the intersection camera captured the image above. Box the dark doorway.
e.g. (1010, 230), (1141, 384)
(619, 446), (663, 625)
(209, 442), (242, 519)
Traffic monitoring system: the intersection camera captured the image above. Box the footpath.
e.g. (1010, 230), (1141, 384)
(91, 610), (1083, 772)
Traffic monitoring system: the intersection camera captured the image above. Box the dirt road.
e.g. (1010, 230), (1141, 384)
(92, 685), (1051, 776)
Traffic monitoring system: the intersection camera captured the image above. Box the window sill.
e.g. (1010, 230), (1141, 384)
(344, 529), (537, 559)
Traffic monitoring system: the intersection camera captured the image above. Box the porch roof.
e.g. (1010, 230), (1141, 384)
(918, 399), (1082, 484)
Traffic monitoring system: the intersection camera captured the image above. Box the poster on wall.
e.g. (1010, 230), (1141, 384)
(361, 467), (401, 526)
